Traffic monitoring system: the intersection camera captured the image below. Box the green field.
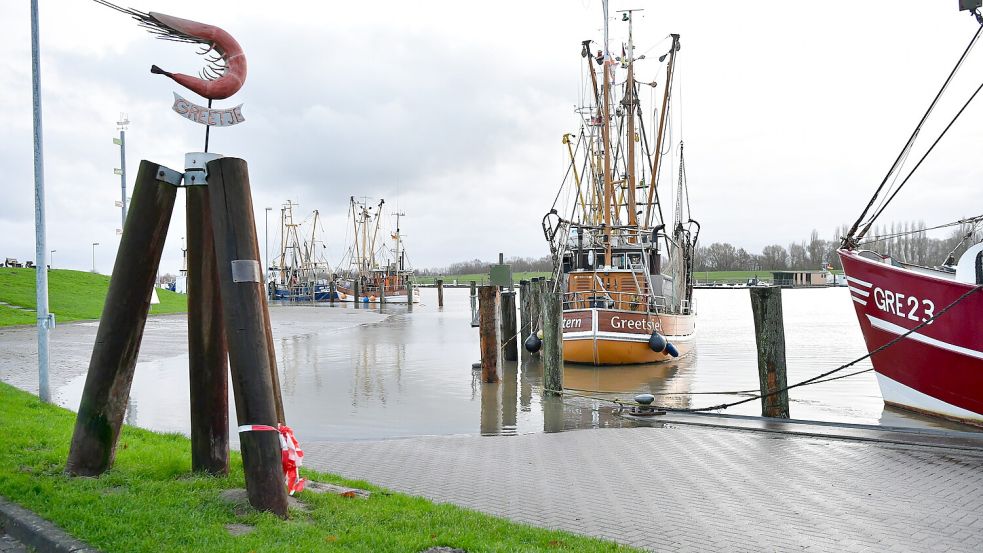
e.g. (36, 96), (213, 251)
(414, 270), (832, 285)
(413, 271), (552, 285)
(0, 382), (636, 553)
(0, 268), (187, 327)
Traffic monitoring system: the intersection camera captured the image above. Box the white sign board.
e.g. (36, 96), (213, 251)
(171, 92), (245, 127)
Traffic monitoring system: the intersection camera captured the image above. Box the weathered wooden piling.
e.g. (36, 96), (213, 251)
(329, 279), (336, 304)
(541, 280), (563, 396)
(500, 290), (518, 361)
(436, 279), (444, 307)
(749, 286), (790, 419)
(66, 161), (177, 477)
(406, 277), (413, 309)
(354, 279), (361, 308)
(529, 278), (543, 335)
(518, 280), (531, 359)
(186, 185), (230, 475)
(478, 285), (500, 383)
(206, 157), (289, 517)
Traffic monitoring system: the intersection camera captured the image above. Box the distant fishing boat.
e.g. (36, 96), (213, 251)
(541, 4), (698, 365)
(839, 3), (983, 426)
(336, 197), (420, 304)
(267, 201), (336, 302)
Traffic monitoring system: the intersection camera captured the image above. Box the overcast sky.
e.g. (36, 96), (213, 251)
(3, 1), (983, 275)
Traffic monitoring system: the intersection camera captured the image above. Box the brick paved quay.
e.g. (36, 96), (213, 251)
(304, 425), (983, 552)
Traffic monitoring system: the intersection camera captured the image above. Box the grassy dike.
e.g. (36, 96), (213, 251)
(0, 383), (637, 552)
(0, 268), (187, 326)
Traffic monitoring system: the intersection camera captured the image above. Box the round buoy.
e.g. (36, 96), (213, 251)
(665, 342), (679, 357)
(362, 296), (369, 303)
(648, 331), (667, 352)
(524, 333), (543, 353)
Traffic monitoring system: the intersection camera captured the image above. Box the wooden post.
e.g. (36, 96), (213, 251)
(749, 287), (790, 419)
(478, 285), (500, 383)
(66, 161), (177, 476)
(500, 290), (518, 361)
(354, 279), (361, 308)
(186, 186), (229, 475)
(529, 278), (543, 335)
(436, 279), (444, 307)
(518, 280), (530, 359)
(406, 277), (413, 309)
(541, 281), (563, 396)
(206, 157), (289, 517)
(469, 280), (478, 327)
(329, 279), (336, 304)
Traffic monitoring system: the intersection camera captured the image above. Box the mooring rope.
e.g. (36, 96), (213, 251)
(545, 284), (983, 413)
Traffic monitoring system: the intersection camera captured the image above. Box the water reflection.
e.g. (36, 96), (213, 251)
(55, 287), (981, 441)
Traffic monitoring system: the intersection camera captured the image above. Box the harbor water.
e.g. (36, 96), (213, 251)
(54, 286), (980, 441)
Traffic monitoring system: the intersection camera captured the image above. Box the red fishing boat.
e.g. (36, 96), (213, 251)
(838, 247), (983, 425)
(839, 3), (983, 426)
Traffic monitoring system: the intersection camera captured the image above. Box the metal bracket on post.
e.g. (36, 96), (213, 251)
(155, 165), (183, 187)
(151, 153), (225, 188)
(184, 152), (224, 186)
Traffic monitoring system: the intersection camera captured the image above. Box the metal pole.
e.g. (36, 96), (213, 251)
(49, 250), (55, 269)
(264, 207), (271, 278)
(117, 115), (129, 229)
(92, 243), (99, 273)
(31, 0), (50, 403)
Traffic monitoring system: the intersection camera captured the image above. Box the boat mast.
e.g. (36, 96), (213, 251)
(644, 34), (679, 229)
(620, 9), (641, 232)
(601, 0), (613, 265)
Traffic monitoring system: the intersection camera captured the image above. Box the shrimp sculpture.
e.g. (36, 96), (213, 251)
(93, 1), (247, 100)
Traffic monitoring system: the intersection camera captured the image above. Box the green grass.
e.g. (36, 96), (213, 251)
(0, 383), (637, 553)
(0, 268), (186, 326)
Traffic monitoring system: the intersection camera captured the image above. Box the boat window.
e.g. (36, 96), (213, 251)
(612, 254), (626, 269)
(628, 253), (642, 268)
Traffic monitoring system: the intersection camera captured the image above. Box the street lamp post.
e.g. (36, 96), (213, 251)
(31, 0), (51, 402)
(50, 250), (55, 269)
(92, 242), (99, 273)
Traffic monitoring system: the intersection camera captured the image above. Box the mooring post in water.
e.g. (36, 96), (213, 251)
(478, 285), (501, 383)
(66, 161), (177, 477)
(518, 280), (531, 359)
(541, 280), (563, 396)
(186, 185), (230, 475)
(436, 279), (444, 307)
(406, 277), (413, 309)
(329, 279), (336, 304)
(749, 286), (790, 419)
(206, 157), (289, 517)
(354, 279), (361, 309)
(500, 289), (518, 361)
(529, 278), (543, 334)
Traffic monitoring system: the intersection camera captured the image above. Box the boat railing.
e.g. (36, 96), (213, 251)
(562, 290), (665, 313)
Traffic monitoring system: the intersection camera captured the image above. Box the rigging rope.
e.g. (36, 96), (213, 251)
(846, 20), (983, 245)
(858, 74), (983, 240)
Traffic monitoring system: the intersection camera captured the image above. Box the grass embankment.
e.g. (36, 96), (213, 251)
(0, 383), (636, 553)
(0, 268), (186, 326)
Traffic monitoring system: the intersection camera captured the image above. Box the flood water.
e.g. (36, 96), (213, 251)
(55, 286), (979, 441)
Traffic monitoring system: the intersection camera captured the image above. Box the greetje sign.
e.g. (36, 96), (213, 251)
(172, 92), (245, 127)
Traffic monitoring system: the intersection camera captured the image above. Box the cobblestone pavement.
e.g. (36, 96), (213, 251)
(0, 532), (28, 553)
(304, 426), (983, 552)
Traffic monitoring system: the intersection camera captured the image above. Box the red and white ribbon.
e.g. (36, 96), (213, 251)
(238, 423), (306, 495)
